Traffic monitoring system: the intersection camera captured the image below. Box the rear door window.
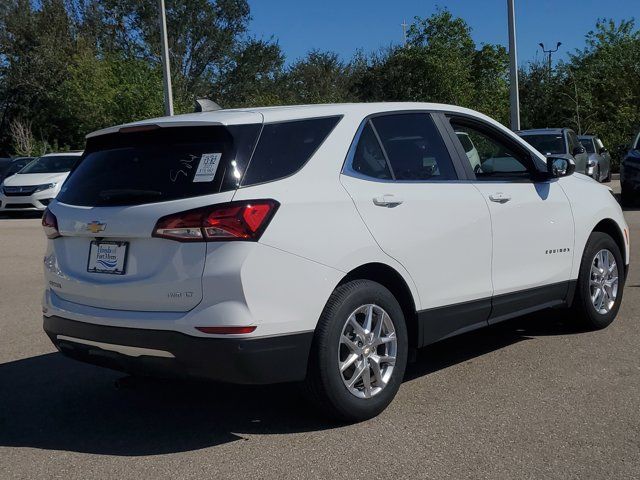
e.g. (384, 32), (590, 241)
(58, 125), (260, 207)
(241, 116), (341, 186)
(371, 113), (457, 181)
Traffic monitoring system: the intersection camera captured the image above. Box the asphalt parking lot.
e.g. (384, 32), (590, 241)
(0, 180), (638, 480)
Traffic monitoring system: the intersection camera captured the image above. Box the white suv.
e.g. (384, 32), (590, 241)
(42, 103), (629, 421)
(0, 152), (83, 212)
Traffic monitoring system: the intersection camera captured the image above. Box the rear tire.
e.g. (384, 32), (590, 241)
(304, 280), (408, 422)
(571, 232), (625, 330)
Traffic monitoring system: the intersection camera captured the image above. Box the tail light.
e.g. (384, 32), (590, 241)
(153, 199), (279, 242)
(42, 208), (61, 239)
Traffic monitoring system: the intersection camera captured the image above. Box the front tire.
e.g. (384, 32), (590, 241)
(304, 280), (408, 422)
(571, 232), (625, 329)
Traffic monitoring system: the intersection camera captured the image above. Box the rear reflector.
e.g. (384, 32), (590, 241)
(42, 208), (61, 239)
(153, 199), (279, 242)
(196, 326), (257, 334)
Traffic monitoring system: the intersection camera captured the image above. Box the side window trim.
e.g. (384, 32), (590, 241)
(342, 110), (461, 183)
(342, 117), (392, 182)
(432, 112), (475, 180)
(443, 113), (541, 183)
(368, 120), (397, 180)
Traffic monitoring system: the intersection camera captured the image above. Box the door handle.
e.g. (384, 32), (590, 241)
(489, 192), (511, 203)
(373, 194), (404, 207)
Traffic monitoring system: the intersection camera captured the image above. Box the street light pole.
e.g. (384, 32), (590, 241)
(507, 0), (520, 131)
(159, 0), (174, 116)
(538, 42), (562, 78)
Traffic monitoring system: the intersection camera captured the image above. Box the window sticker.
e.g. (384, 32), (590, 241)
(193, 153), (222, 182)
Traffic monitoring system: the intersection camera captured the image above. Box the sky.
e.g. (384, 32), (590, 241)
(246, 0), (637, 66)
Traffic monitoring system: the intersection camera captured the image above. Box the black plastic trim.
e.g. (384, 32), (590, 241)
(418, 297), (491, 346)
(44, 316), (313, 385)
(417, 281), (575, 347)
(488, 281), (570, 324)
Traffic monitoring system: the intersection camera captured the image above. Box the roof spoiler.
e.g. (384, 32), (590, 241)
(194, 99), (222, 113)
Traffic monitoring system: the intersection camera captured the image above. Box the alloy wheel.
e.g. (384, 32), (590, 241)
(338, 304), (397, 399)
(589, 249), (619, 314)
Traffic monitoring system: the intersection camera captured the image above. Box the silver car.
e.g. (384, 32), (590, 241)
(516, 128), (590, 176)
(579, 135), (612, 183)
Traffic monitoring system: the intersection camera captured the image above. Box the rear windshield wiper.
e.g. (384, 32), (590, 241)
(98, 189), (163, 202)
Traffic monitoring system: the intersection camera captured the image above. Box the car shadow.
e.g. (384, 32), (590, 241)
(0, 311), (588, 457)
(405, 309), (586, 381)
(0, 211), (43, 220)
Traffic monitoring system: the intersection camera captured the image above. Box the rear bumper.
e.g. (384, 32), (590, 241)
(44, 315), (313, 385)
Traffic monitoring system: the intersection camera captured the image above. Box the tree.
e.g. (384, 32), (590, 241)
(93, 0), (251, 99)
(216, 38), (285, 107)
(0, 0), (77, 152)
(567, 19), (640, 167)
(9, 118), (35, 156)
(520, 18), (640, 170)
(282, 50), (353, 104)
(349, 9), (509, 123)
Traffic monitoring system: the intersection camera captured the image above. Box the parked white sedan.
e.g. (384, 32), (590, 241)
(0, 152), (82, 212)
(41, 103), (628, 421)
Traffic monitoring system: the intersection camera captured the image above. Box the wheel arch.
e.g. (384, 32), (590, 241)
(337, 263), (420, 347)
(591, 218), (627, 267)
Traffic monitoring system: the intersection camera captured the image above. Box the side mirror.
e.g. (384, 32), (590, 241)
(547, 157), (575, 177)
(599, 147), (608, 154)
(572, 146), (586, 156)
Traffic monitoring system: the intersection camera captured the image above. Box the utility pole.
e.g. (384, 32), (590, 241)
(539, 41), (562, 79)
(159, 0), (174, 116)
(401, 20), (408, 47)
(507, 0), (520, 131)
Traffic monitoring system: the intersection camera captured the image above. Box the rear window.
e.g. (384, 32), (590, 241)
(58, 125), (261, 207)
(240, 116), (341, 186)
(519, 134), (565, 155)
(59, 117), (340, 207)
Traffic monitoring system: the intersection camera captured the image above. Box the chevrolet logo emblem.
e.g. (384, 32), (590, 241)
(86, 221), (106, 234)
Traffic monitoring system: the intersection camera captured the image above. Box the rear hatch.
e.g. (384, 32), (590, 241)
(48, 117), (262, 312)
